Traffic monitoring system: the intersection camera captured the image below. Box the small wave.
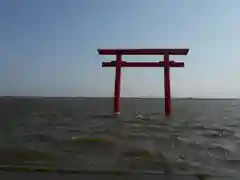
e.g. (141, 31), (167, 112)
(202, 130), (223, 138)
(24, 132), (55, 143)
(0, 148), (56, 165)
(71, 136), (115, 147)
(207, 144), (232, 160)
(190, 124), (206, 131)
(90, 114), (117, 119)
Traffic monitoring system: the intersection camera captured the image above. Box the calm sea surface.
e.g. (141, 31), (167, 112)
(0, 97), (240, 179)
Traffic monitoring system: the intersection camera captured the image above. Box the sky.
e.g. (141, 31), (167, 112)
(0, 0), (240, 98)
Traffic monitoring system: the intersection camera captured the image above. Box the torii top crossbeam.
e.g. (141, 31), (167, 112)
(98, 48), (189, 55)
(98, 48), (189, 116)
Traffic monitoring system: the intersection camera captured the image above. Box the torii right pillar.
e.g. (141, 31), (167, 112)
(164, 53), (173, 116)
(98, 48), (189, 116)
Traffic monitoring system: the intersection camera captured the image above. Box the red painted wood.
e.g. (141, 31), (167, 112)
(98, 48), (189, 55)
(114, 54), (121, 115)
(102, 61), (184, 67)
(164, 54), (171, 116)
(98, 48), (189, 116)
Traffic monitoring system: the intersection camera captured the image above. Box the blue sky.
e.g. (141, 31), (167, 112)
(1, 0), (240, 98)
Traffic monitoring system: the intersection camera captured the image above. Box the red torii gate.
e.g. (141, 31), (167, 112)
(98, 48), (189, 116)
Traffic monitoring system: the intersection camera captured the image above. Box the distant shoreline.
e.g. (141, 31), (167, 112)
(0, 96), (239, 100)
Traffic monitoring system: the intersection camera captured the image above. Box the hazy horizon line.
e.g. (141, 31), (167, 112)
(1, 96), (240, 100)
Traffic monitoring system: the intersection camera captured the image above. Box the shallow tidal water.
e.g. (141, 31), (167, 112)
(0, 97), (240, 179)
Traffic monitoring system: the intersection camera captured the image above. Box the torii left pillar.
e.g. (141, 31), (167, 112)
(98, 48), (189, 116)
